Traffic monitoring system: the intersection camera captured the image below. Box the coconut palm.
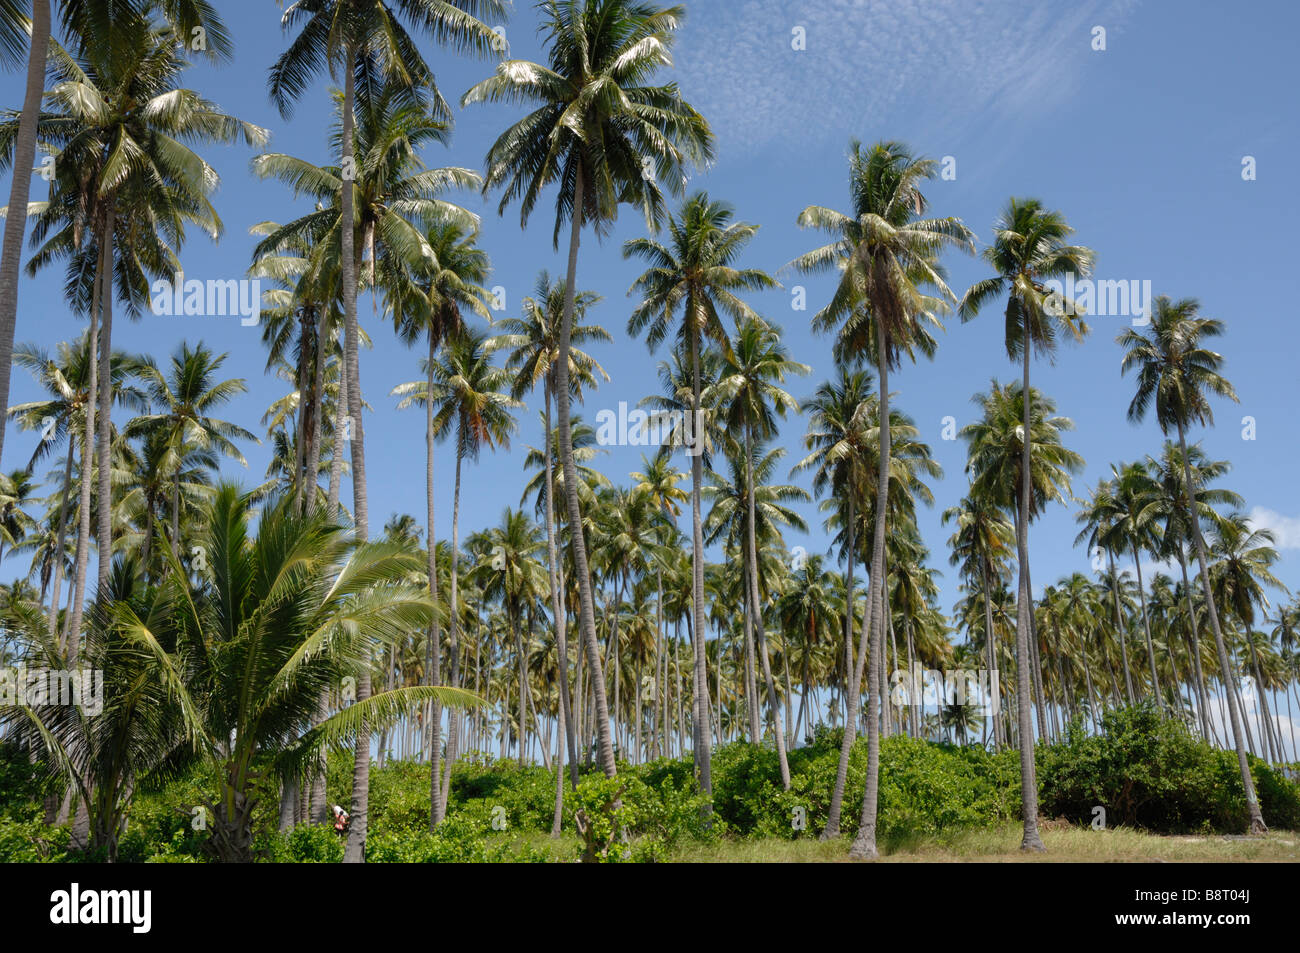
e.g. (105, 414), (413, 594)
(464, 0), (713, 781)
(789, 139), (973, 856)
(1117, 294), (1266, 833)
(710, 316), (807, 786)
(958, 196), (1093, 851)
(494, 270), (607, 790)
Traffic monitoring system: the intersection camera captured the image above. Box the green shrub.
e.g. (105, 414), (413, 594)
(0, 816), (71, 862)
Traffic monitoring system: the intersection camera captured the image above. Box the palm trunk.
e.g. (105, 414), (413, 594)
(437, 444), (464, 819)
(95, 203), (116, 591)
(1014, 333), (1045, 851)
(292, 307), (313, 513)
(980, 559), (1003, 748)
(554, 168), (616, 778)
(304, 307), (326, 516)
(746, 427), (789, 787)
(0, 0), (50, 467)
(1133, 553), (1161, 707)
(1177, 548), (1213, 739)
(341, 59), (372, 865)
(848, 321), (892, 860)
(326, 338), (347, 516)
(686, 319), (712, 792)
(46, 440), (76, 648)
(543, 383), (577, 784)
(426, 333), (444, 827)
(1109, 549), (1135, 704)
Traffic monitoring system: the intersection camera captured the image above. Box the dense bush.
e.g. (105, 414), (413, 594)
(1037, 705), (1300, 833)
(5, 709), (1295, 861)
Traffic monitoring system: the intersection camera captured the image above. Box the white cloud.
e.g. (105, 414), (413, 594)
(1247, 506), (1300, 550)
(673, 0), (1140, 155)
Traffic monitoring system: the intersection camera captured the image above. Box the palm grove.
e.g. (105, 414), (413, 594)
(0, 0), (1294, 862)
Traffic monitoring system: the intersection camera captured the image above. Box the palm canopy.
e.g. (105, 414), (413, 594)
(491, 269), (609, 400)
(958, 196), (1095, 361)
(625, 192), (775, 358)
(960, 379), (1083, 521)
(789, 139), (974, 369)
(1117, 295), (1238, 435)
(463, 0), (713, 243)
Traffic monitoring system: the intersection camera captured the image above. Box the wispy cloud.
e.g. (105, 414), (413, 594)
(1247, 506), (1300, 550)
(673, 0), (1139, 155)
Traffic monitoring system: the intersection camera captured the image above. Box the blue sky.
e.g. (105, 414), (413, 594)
(2, 0), (1297, 624)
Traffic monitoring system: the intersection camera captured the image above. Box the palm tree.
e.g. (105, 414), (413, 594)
(711, 316), (807, 786)
(1117, 294), (1266, 833)
(1107, 461), (1164, 705)
(128, 341), (255, 568)
(1146, 441), (1243, 739)
(494, 270), (608, 789)
(0, 0), (230, 469)
(393, 325), (519, 812)
(391, 220), (492, 826)
(269, 19), (500, 853)
(464, 0), (713, 781)
(943, 491), (1015, 748)
(958, 197), (1093, 851)
(790, 140), (973, 857)
(1074, 479), (1137, 705)
(20, 16), (265, 600)
(623, 191), (769, 790)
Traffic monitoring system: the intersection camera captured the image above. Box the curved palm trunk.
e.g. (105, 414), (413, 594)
(1178, 426), (1265, 831)
(745, 427), (789, 787)
(95, 204), (117, 591)
(543, 383), (578, 786)
(326, 341), (347, 516)
(0, 0), (50, 467)
(687, 321), (712, 792)
(848, 321), (892, 860)
(554, 169), (616, 778)
(1014, 337), (1045, 851)
(426, 333), (445, 827)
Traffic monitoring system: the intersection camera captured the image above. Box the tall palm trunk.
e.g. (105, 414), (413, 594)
(326, 338), (347, 516)
(304, 309), (327, 516)
(437, 442), (464, 819)
(95, 203), (117, 590)
(1178, 426), (1265, 831)
(824, 497), (873, 839)
(980, 559), (1003, 749)
(292, 307), (314, 514)
(47, 440), (76, 647)
(0, 0), (50, 467)
(425, 332), (444, 826)
(1109, 549), (1135, 704)
(686, 319), (712, 792)
(341, 58), (372, 865)
(745, 426), (789, 787)
(1014, 337), (1045, 851)
(1133, 553), (1161, 706)
(554, 168), (616, 778)
(848, 319), (892, 860)
(66, 215), (109, 657)
(543, 382), (578, 786)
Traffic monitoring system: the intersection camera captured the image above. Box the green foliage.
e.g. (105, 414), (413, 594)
(257, 823), (345, 863)
(1037, 705), (1300, 833)
(0, 816), (71, 862)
